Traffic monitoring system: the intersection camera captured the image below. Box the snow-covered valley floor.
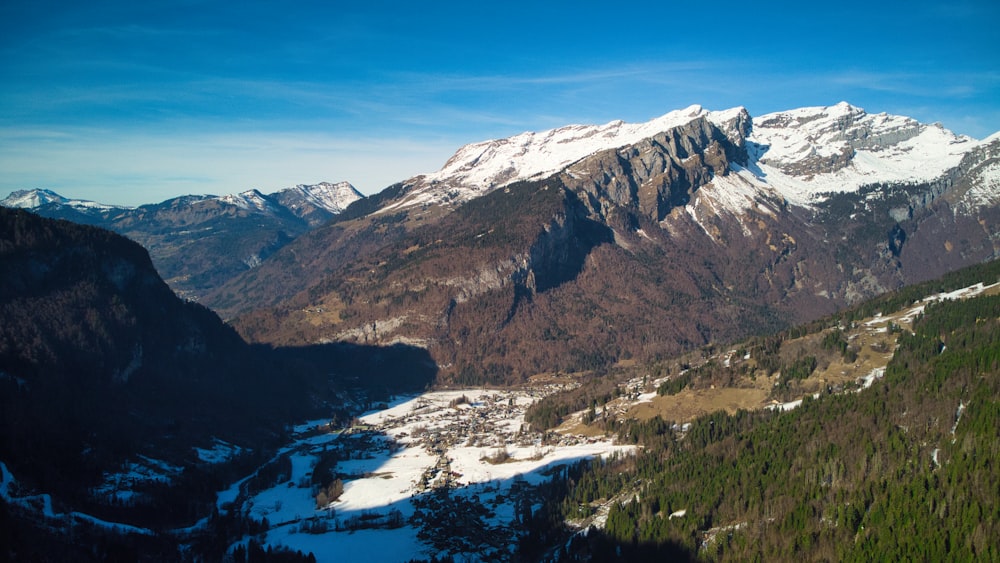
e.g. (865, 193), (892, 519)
(224, 388), (634, 562)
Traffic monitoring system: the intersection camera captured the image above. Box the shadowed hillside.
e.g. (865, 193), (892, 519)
(0, 207), (435, 560)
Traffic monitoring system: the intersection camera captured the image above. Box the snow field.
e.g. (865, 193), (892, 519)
(235, 388), (633, 562)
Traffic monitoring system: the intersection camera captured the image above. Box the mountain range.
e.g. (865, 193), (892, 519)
(2, 101), (999, 560)
(4, 98), (999, 424)
(199, 102), (999, 384)
(1, 182), (363, 300)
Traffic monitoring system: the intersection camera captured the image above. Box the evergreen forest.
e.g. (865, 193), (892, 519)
(517, 281), (999, 561)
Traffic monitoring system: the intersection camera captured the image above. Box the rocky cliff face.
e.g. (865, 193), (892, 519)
(561, 112), (751, 221)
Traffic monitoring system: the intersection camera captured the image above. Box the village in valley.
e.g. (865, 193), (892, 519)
(221, 387), (634, 561)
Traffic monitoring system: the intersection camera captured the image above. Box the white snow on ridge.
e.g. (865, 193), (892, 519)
(215, 189), (280, 213)
(381, 105), (746, 214)
(382, 101), (996, 216)
(426, 105), (720, 187)
(281, 181), (363, 214)
(0, 188), (127, 211)
(1, 188), (68, 208)
(3, 183), (364, 217)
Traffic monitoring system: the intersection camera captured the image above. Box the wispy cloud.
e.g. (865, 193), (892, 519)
(825, 69), (998, 98)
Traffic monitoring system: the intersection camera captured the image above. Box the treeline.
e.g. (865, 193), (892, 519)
(519, 292), (1000, 561)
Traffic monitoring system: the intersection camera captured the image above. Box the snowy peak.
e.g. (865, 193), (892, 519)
(214, 189), (279, 214)
(266, 181), (364, 227)
(276, 181), (363, 214)
(1, 182), (363, 219)
(0, 188), (125, 211)
(1, 182), (364, 299)
(747, 102), (982, 205)
(380, 102), (995, 216)
(427, 104), (747, 189)
(751, 101), (932, 173)
(1, 188), (68, 208)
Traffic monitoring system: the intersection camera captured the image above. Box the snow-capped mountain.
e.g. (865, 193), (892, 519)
(3, 181), (363, 223)
(379, 105), (748, 214)
(270, 181), (364, 226)
(384, 101), (995, 218)
(215, 189), (282, 214)
(211, 102), (1000, 385)
(746, 102), (985, 206)
(277, 181), (364, 214)
(1, 188), (127, 212)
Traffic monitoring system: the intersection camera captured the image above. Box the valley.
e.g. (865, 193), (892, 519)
(212, 277), (999, 561)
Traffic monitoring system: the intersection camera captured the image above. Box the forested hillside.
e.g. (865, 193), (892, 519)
(516, 266), (1000, 561)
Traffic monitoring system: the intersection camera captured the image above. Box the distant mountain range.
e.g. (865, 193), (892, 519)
(1, 182), (363, 299)
(203, 102), (999, 384)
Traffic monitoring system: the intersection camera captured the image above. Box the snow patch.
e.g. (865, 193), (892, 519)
(194, 439), (245, 464)
(768, 393), (821, 412)
(952, 401), (966, 436)
(1, 461), (154, 536)
(857, 368), (886, 390)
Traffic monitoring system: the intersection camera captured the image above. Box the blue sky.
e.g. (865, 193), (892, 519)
(2, 0), (998, 205)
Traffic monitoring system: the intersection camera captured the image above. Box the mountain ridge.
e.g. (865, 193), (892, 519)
(1, 181), (363, 218)
(374, 102), (990, 219)
(211, 102), (1000, 385)
(0, 182), (364, 299)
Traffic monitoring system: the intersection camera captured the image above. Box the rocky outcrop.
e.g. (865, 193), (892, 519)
(561, 115), (749, 222)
